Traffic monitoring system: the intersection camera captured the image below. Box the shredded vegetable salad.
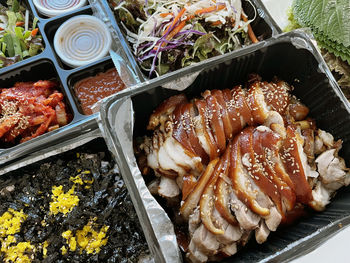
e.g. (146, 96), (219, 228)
(0, 0), (43, 68)
(110, 0), (259, 77)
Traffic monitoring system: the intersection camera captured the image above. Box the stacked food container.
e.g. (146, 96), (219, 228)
(1, 0), (350, 262)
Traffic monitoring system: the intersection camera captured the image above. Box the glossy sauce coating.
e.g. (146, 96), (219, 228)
(74, 68), (126, 115)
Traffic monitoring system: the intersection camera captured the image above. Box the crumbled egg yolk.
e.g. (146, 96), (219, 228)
(42, 241), (49, 258)
(2, 239), (34, 263)
(61, 246), (67, 255)
(62, 220), (109, 255)
(0, 208), (34, 263)
(70, 175), (84, 185)
(70, 172), (94, 189)
(0, 208), (27, 237)
(49, 185), (79, 215)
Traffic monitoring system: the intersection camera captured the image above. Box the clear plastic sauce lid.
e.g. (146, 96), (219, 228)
(33, 0), (87, 17)
(54, 15), (112, 68)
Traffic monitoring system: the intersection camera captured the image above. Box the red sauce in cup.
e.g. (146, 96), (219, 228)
(74, 68), (126, 115)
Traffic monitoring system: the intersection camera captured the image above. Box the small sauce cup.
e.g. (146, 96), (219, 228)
(33, 0), (87, 17)
(54, 15), (112, 68)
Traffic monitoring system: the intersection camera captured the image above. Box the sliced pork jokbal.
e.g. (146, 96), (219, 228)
(139, 76), (350, 262)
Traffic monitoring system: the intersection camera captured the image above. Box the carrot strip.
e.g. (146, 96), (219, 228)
(211, 20), (222, 26)
(16, 21), (25, 27)
(154, 8), (190, 51)
(31, 28), (39, 37)
(160, 12), (173, 18)
(241, 14), (258, 44)
(167, 20), (186, 40)
(195, 4), (225, 15)
(163, 7), (186, 35)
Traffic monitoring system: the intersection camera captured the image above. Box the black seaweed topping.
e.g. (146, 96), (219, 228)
(0, 140), (149, 262)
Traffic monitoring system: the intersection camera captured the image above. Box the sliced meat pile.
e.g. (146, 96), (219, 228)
(139, 76), (350, 262)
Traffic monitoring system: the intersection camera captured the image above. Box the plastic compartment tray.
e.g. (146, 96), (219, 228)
(95, 0), (282, 83)
(0, 0), (127, 166)
(98, 31), (350, 263)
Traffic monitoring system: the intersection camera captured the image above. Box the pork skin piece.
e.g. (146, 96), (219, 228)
(260, 80), (290, 114)
(211, 89), (234, 140)
(215, 177), (238, 225)
(253, 126), (296, 215)
(242, 127), (283, 215)
(203, 91), (226, 154)
(147, 94), (187, 130)
(287, 102), (309, 121)
(230, 135), (270, 216)
(234, 86), (254, 127)
(281, 126), (314, 204)
(238, 127), (282, 231)
(163, 135), (203, 174)
(182, 103), (209, 163)
(183, 174), (198, 201)
(246, 82), (270, 124)
(172, 103), (199, 156)
(195, 99), (219, 160)
(222, 88), (244, 137)
(180, 159), (219, 220)
(200, 148), (231, 235)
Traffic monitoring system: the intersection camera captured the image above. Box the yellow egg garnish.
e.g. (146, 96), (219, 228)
(62, 220), (109, 255)
(49, 185), (79, 215)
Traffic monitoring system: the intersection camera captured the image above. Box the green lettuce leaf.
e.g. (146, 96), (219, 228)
(293, 0), (350, 47)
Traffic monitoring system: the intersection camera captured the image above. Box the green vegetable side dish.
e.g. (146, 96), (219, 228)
(291, 0), (350, 65)
(0, 0), (43, 68)
(109, 0), (259, 78)
(285, 0), (350, 98)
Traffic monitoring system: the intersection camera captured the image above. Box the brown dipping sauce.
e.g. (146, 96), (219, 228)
(74, 68), (126, 115)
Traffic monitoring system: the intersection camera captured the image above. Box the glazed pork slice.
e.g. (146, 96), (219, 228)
(202, 90), (227, 155)
(147, 94), (187, 130)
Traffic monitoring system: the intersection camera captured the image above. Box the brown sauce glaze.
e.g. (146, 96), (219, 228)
(74, 68), (126, 115)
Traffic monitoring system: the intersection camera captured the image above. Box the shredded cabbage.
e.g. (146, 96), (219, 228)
(112, 0), (258, 77)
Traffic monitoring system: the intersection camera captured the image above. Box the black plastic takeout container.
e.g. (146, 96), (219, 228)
(99, 31), (350, 263)
(100, 0), (282, 82)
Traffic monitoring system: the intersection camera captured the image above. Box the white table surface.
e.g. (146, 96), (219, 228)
(260, 1), (350, 262)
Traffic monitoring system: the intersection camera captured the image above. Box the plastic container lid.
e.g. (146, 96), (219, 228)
(54, 15), (112, 68)
(33, 0), (87, 17)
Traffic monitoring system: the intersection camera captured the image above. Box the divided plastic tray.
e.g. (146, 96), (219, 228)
(0, 1), (120, 166)
(0, 0), (281, 167)
(98, 31), (350, 263)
